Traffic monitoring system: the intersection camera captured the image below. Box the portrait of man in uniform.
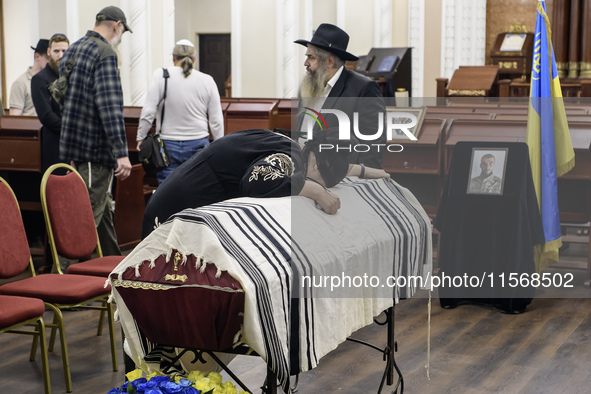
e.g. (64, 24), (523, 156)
(467, 148), (507, 195)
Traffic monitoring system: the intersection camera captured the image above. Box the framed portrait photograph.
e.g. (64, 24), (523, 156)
(386, 106), (426, 141)
(467, 148), (508, 195)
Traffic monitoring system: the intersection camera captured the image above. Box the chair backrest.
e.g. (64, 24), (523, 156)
(41, 163), (101, 263)
(0, 178), (35, 279)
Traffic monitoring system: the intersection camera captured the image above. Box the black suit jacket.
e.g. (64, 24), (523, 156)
(297, 68), (386, 168)
(31, 64), (64, 172)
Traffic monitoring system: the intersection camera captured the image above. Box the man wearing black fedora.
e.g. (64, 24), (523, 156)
(9, 39), (49, 116)
(295, 23), (386, 168)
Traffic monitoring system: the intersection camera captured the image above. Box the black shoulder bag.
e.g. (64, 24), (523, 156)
(139, 68), (171, 172)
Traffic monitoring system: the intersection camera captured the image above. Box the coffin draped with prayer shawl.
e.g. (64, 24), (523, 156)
(109, 178), (432, 394)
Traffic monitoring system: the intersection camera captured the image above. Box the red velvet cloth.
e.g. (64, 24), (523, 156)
(66, 256), (123, 276)
(113, 252), (245, 351)
(45, 172), (97, 259)
(0, 295), (45, 329)
(0, 274), (111, 304)
(0, 182), (33, 279)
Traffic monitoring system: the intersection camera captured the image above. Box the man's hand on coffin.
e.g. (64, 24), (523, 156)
(299, 179), (341, 214)
(314, 188), (341, 214)
(364, 167), (391, 180)
(348, 164), (391, 180)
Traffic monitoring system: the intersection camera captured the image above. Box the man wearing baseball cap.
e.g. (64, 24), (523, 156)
(295, 24), (386, 168)
(59, 5), (132, 257)
(8, 39), (49, 115)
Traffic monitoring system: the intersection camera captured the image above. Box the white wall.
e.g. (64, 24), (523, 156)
(2, 0), (446, 106)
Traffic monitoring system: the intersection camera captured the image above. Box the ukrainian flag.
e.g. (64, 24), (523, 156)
(527, 0), (575, 273)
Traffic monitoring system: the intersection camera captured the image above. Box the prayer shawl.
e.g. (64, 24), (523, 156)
(110, 178), (432, 393)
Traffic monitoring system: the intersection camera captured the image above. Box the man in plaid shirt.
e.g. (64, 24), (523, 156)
(60, 6), (132, 256)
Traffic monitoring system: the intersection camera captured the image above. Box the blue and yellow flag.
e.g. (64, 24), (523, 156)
(527, 0), (575, 272)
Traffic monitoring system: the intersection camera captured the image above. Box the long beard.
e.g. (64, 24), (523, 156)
(299, 65), (329, 99)
(110, 33), (122, 49)
(49, 57), (60, 75)
(110, 25), (125, 48)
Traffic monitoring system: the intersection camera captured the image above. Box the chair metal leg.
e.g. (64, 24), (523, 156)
(97, 301), (106, 336)
(37, 317), (52, 394)
(48, 312), (58, 352)
(106, 300), (118, 371)
(45, 303), (72, 393)
(30, 329), (39, 361)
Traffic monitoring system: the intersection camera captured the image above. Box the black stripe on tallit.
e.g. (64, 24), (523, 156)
(173, 204), (293, 393)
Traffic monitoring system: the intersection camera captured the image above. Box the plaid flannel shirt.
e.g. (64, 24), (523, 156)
(60, 30), (128, 169)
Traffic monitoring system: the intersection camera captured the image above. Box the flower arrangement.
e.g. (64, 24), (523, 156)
(107, 369), (250, 394)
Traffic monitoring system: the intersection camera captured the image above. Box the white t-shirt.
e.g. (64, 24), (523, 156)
(137, 66), (224, 141)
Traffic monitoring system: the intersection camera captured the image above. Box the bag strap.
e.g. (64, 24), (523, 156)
(158, 68), (170, 135)
(61, 37), (100, 85)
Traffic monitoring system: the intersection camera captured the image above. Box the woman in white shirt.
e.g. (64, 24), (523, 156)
(136, 39), (224, 184)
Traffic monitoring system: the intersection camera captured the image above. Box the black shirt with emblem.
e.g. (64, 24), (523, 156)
(142, 128), (305, 238)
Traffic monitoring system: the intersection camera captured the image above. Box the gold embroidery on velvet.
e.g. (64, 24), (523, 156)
(164, 252), (188, 283)
(112, 279), (173, 290)
(112, 279), (245, 293)
(249, 153), (294, 182)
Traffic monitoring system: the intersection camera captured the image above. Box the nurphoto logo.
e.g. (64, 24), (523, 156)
(301, 107), (418, 153)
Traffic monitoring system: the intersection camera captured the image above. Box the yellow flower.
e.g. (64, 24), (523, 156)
(208, 372), (223, 384)
(187, 370), (206, 383)
(194, 377), (212, 391)
(147, 371), (163, 380)
(125, 369), (144, 382)
(222, 381), (238, 394)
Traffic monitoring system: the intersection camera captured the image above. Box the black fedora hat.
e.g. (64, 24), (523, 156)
(31, 39), (49, 54)
(295, 23), (358, 61)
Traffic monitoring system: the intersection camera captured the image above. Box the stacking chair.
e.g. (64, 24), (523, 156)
(40, 163), (124, 276)
(0, 176), (118, 392)
(0, 295), (51, 394)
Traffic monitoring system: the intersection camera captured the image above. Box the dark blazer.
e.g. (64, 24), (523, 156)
(297, 68), (386, 168)
(31, 64), (64, 172)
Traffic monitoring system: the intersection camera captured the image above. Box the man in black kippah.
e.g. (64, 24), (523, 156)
(31, 34), (70, 172)
(295, 24), (386, 168)
(8, 39), (49, 115)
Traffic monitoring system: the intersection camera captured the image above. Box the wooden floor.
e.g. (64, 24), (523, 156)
(1, 272), (591, 394)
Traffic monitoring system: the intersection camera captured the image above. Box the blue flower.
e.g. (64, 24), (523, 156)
(137, 380), (159, 391)
(177, 379), (192, 388)
(151, 376), (172, 385)
(144, 389), (165, 394)
(182, 387), (199, 394)
(159, 381), (184, 393)
(107, 389), (122, 394)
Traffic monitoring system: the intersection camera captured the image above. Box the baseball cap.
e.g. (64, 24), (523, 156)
(96, 6), (133, 33)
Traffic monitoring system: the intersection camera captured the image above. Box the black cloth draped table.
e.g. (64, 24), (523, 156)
(434, 141), (544, 313)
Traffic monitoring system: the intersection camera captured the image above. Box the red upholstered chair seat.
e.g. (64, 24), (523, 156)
(0, 274), (110, 305)
(1, 175), (118, 392)
(0, 295), (45, 329)
(41, 164), (124, 276)
(112, 251), (244, 351)
(66, 256), (123, 276)
(0, 295), (51, 394)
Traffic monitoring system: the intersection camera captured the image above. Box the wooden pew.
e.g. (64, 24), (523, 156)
(225, 101), (279, 134)
(0, 116), (44, 258)
(0, 116), (42, 173)
(384, 118), (448, 216)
